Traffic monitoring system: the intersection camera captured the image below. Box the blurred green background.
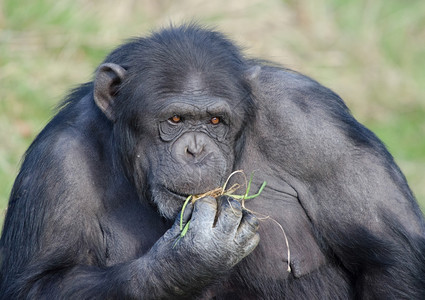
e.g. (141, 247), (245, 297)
(1, 0), (424, 225)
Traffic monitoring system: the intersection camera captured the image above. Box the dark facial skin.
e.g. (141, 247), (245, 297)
(143, 95), (237, 218)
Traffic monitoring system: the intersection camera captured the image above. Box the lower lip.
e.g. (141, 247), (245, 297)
(165, 188), (189, 201)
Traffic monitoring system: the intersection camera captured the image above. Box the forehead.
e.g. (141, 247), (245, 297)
(183, 72), (207, 95)
(128, 66), (246, 107)
(150, 94), (232, 115)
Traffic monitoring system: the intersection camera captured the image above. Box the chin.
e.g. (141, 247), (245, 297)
(151, 186), (189, 219)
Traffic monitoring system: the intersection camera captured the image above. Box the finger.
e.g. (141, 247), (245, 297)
(190, 196), (218, 228)
(169, 201), (194, 235)
(215, 196), (243, 235)
(238, 210), (260, 232)
(241, 232), (260, 257)
(235, 210), (260, 245)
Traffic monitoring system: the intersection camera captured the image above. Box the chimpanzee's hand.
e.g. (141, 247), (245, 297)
(176, 196), (259, 268)
(148, 195), (259, 295)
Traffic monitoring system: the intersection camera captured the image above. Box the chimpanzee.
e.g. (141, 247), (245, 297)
(1, 24), (425, 299)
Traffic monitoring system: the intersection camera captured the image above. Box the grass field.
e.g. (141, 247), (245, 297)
(1, 0), (424, 224)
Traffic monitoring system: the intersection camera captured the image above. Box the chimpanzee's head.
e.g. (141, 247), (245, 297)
(93, 25), (256, 218)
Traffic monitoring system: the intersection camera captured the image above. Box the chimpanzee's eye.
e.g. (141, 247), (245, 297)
(169, 115), (182, 123)
(210, 117), (220, 125)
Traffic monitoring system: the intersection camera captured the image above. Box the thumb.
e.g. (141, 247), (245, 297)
(170, 200), (194, 235)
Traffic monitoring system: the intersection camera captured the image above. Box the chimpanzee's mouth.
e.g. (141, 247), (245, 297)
(160, 179), (223, 203)
(165, 188), (191, 201)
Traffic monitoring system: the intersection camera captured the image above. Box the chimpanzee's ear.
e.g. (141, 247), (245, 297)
(94, 63), (127, 122)
(244, 65), (261, 81)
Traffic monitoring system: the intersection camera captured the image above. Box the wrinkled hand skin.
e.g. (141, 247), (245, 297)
(147, 196), (260, 298)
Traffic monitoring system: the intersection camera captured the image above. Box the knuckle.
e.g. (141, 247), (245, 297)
(241, 233), (260, 252)
(193, 196), (217, 212)
(243, 211), (259, 230)
(196, 196), (217, 207)
(221, 197), (242, 215)
(245, 233), (260, 253)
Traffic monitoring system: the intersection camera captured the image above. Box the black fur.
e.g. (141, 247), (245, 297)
(1, 24), (424, 299)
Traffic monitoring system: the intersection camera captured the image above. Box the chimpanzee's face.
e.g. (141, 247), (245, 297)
(140, 92), (241, 219)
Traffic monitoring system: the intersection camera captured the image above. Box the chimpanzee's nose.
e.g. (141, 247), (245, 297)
(184, 133), (206, 159)
(185, 135), (205, 157)
(173, 132), (211, 163)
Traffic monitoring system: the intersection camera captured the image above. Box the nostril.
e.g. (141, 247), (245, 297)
(185, 146), (193, 156)
(185, 144), (204, 157)
(177, 133), (209, 161)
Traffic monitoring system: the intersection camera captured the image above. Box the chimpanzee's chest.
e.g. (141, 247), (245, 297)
(102, 198), (170, 266)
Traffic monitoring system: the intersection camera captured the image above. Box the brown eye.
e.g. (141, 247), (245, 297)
(169, 115), (181, 123)
(210, 117), (220, 125)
